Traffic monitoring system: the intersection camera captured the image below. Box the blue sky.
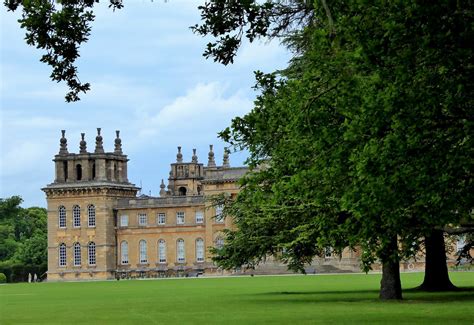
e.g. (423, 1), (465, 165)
(0, 1), (290, 207)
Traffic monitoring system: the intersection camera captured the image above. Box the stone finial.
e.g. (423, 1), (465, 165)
(79, 133), (87, 154)
(95, 128), (104, 154)
(192, 148), (198, 163)
(59, 130), (68, 155)
(176, 146), (183, 162)
(159, 179), (167, 197)
(207, 144), (216, 167)
(223, 147), (230, 168)
(114, 130), (123, 154)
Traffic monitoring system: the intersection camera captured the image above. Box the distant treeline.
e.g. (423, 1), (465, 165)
(0, 196), (47, 282)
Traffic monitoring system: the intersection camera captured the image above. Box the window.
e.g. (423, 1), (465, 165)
(76, 164), (82, 181)
(120, 215), (128, 227)
(139, 240), (147, 263)
(157, 213), (166, 225)
(215, 205), (224, 223)
(59, 243), (66, 267)
(121, 241), (129, 264)
(176, 212), (185, 225)
(158, 239), (166, 263)
(88, 205), (96, 227)
(195, 211), (204, 224)
(138, 213), (147, 226)
(58, 206), (66, 228)
(177, 239), (185, 262)
(73, 242), (81, 266)
(215, 237), (224, 249)
(196, 238), (204, 262)
(457, 236), (466, 252)
(73, 205), (81, 228)
(88, 242), (96, 266)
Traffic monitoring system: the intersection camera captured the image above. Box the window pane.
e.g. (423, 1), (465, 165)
(59, 243), (67, 267)
(120, 215), (128, 227)
(88, 205), (96, 227)
(74, 243), (81, 266)
(158, 240), (166, 263)
(121, 241), (129, 264)
(73, 205), (81, 227)
(177, 239), (185, 262)
(157, 213), (166, 225)
(215, 205), (224, 223)
(138, 213), (147, 226)
(88, 242), (96, 265)
(196, 239), (204, 262)
(195, 211), (204, 224)
(58, 206), (66, 228)
(139, 240), (147, 263)
(177, 212), (185, 224)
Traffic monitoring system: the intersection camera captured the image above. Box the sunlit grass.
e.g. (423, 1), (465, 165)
(1, 272), (473, 324)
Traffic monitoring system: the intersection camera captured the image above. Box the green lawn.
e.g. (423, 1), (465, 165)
(1, 272), (473, 324)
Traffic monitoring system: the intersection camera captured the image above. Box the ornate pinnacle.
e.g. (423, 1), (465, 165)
(207, 144), (216, 167)
(95, 128), (104, 154)
(59, 130), (68, 155)
(79, 133), (87, 154)
(192, 148), (198, 163)
(159, 179), (167, 197)
(176, 146), (183, 162)
(223, 147), (230, 168)
(114, 130), (123, 154)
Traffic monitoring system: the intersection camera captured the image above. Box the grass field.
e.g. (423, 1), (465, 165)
(1, 272), (473, 324)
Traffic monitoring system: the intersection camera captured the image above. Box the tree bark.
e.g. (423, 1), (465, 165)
(379, 236), (403, 300)
(418, 229), (457, 291)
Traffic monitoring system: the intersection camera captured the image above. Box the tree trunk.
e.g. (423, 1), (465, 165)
(418, 229), (457, 291)
(379, 236), (403, 300)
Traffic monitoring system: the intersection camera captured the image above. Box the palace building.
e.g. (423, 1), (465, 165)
(43, 129), (249, 281)
(45, 129), (461, 281)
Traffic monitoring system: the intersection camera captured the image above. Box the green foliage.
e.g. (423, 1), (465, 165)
(0, 196), (47, 282)
(0, 272), (6, 283)
(3, 0), (123, 102)
(201, 1), (474, 281)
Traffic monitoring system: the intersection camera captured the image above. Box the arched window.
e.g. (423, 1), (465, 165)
(139, 240), (147, 264)
(73, 205), (81, 228)
(88, 242), (96, 266)
(177, 239), (185, 263)
(215, 205), (224, 223)
(158, 239), (166, 263)
(88, 205), (96, 227)
(76, 164), (82, 181)
(196, 238), (204, 262)
(59, 243), (67, 267)
(58, 206), (66, 228)
(178, 187), (187, 196)
(73, 242), (81, 266)
(121, 241), (129, 264)
(215, 237), (224, 249)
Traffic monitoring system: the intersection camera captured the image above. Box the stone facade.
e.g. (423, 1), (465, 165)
(43, 129), (466, 282)
(43, 130), (260, 281)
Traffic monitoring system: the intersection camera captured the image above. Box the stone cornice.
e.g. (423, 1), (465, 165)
(42, 182), (139, 198)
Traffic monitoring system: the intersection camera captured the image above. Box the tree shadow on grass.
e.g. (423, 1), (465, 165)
(252, 288), (474, 304)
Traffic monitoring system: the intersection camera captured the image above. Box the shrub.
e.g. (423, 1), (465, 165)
(0, 273), (7, 283)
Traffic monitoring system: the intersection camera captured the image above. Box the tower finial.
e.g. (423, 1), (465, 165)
(176, 146), (183, 162)
(192, 148), (198, 163)
(59, 130), (68, 155)
(114, 130), (122, 154)
(159, 179), (167, 197)
(95, 128), (104, 154)
(223, 147), (230, 168)
(207, 144), (216, 167)
(79, 133), (87, 154)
